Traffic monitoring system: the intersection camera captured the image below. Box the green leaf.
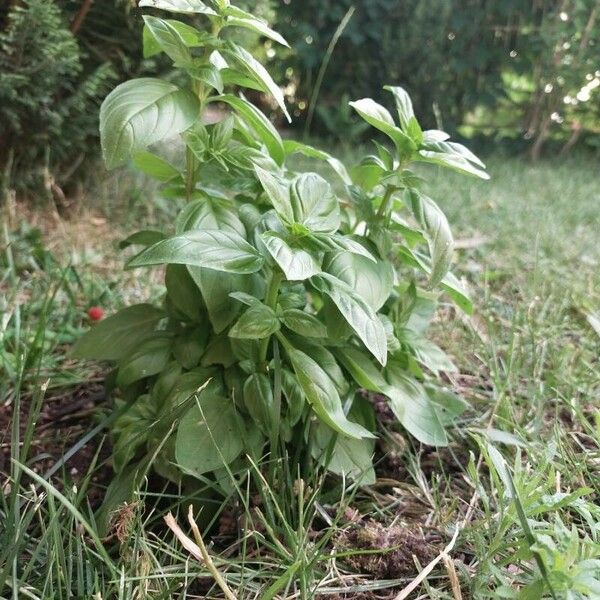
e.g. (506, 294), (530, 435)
(192, 64), (224, 93)
(312, 400), (376, 484)
(71, 304), (164, 361)
(418, 141), (489, 179)
(179, 197), (255, 332)
(385, 363), (447, 446)
(285, 347), (374, 440)
(384, 85), (415, 132)
(143, 18), (207, 58)
(229, 303), (280, 339)
(324, 251), (394, 311)
(281, 369), (305, 426)
(243, 372), (275, 435)
(254, 166), (293, 222)
(224, 43), (290, 122)
(441, 272), (473, 315)
(127, 230), (263, 274)
(281, 309), (327, 338)
(335, 347), (388, 391)
(401, 330), (457, 376)
(176, 396), (244, 476)
(217, 94), (284, 165)
(119, 230), (166, 249)
(143, 15), (192, 64)
(173, 326), (208, 369)
(100, 78), (200, 169)
(262, 232), (321, 281)
(132, 152), (180, 182)
(177, 197), (245, 236)
(191, 270), (254, 333)
(337, 348), (447, 445)
(165, 264), (203, 321)
(410, 191), (454, 288)
(138, 0), (216, 15)
(311, 273), (387, 366)
(224, 16), (289, 47)
(349, 98), (415, 157)
(290, 172), (340, 234)
(282, 140), (351, 184)
(116, 334), (172, 386)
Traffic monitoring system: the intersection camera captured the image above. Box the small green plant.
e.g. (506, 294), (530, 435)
(73, 0), (487, 503)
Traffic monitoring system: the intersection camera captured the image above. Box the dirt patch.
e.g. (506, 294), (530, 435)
(0, 378), (112, 505)
(336, 519), (439, 579)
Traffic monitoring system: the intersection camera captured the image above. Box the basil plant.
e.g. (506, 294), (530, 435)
(74, 0), (488, 489)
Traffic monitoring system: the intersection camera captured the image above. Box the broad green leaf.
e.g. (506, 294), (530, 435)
(176, 395), (244, 476)
(335, 347), (388, 391)
(384, 85), (415, 131)
(165, 264), (203, 321)
(262, 232), (321, 281)
(229, 303), (279, 339)
(243, 372), (275, 435)
(224, 16), (289, 47)
(189, 64), (224, 93)
(191, 270), (254, 333)
(180, 197), (256, 332)
(385, 362), (447, 446)
(100, 78), (200, 169)
(312, 419), (376, 484)
(138, 0), (216, 15)
(419, 147), (489, 180)
(441, 271), (473, 315)
(119, 229), (166, 249)
(401, 330), (457, 376)
(424, 140), (486, 168)
(410, 191), (454, 288)
(281, 369), (305, 426)
(285, 347), (374, 439)
(143, 18), (207, 58)
(224, 43), (290, 122)
(217, 94), (284, 165)
(282, 140), (351, 184)
(337, 348), (448, 446)
(281, 309), (327, 338)
(117, 334), (172, 386)
(290, 172), (340, 234)
(143, 16), (192, 64)
(177, 197), (245, 236)
(254, 166), (293, 222)
(397, 246), (472, 314)
(127, 230), (263, 274)
(173, 326), (207, 369)
(422, 129), (450, 143)
(311, 273), (387, 366)
(349, 98), (415, 157)
(71, 304), (164, 361)
(132, 152), (180, 182)
(229, 291), (260, 306)
(324, 235), (377, 262)
(324, 251), (394, 311)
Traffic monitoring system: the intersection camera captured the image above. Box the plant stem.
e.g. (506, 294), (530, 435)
(376, 184), (395, 218)
(259, 270), (283, 365)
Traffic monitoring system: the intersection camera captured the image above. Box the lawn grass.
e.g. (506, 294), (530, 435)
(1, 152), (599, 599)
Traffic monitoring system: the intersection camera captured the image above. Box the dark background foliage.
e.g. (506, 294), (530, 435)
(1, 0), (598, 194)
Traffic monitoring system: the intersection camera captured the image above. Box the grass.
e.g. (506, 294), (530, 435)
(1, 152), (599, 599)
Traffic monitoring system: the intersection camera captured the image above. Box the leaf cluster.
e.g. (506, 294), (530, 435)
(73, 0), (487, 497)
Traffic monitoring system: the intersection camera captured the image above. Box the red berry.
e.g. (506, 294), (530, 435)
(87, 306), (104, 321)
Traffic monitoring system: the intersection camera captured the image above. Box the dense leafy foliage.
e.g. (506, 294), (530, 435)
(0, 0), (139, 193)
(74, 0), (487, 500)
(277, 0), (600, 154)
